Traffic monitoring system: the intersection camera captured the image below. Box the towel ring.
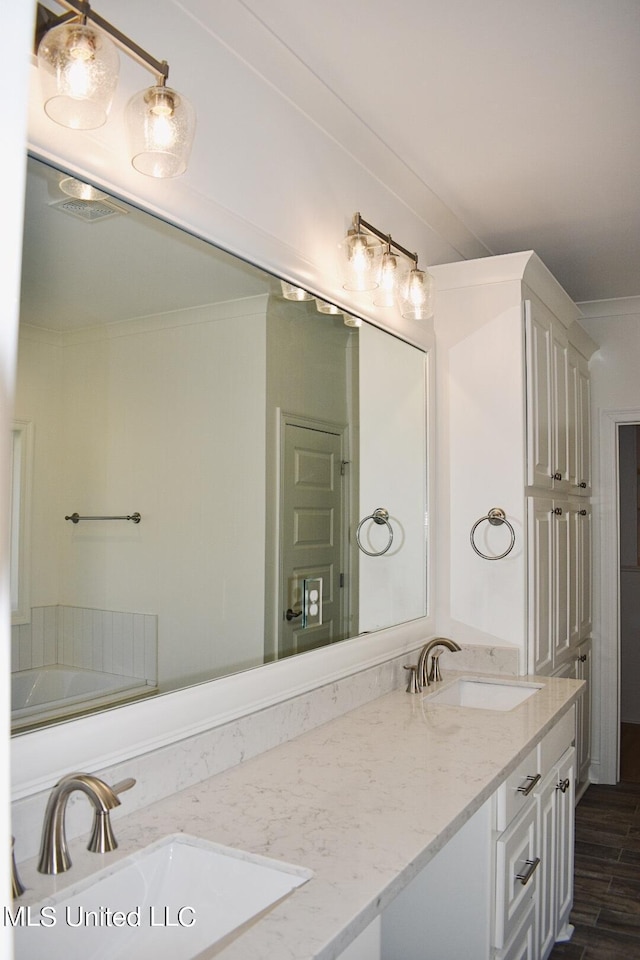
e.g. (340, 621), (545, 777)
(470, 507), (516, 560)
(356, 507), (394, 557)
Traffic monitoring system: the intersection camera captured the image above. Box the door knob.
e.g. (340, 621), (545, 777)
(285, 608), (302, 621)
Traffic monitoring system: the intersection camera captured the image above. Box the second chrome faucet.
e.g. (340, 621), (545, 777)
(406, 637), (462, 692)
(38, 772), (136, 875)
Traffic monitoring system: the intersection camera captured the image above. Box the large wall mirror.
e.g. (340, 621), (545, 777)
(11, 155), (428, 736)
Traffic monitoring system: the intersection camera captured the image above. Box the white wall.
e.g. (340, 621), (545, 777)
(14, 328), (64, 607)
(578, 306), (640, 779)
(15, 301), (268, 687)
(358, 324), (427, 631)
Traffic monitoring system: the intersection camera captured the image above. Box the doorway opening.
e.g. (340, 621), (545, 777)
(618, 423), (640, 781)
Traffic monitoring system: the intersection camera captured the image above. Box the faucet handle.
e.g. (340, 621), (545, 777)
(404, 664), (420, 694)
(87, 778), (136, 854)
(11, 837), (25, 899)
(428, 652), (443, 684)
(112, 778), (136, 796)
(88, 810), (119, 854)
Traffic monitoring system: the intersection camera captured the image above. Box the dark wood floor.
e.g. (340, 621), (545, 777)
(548, 778), (640, 960)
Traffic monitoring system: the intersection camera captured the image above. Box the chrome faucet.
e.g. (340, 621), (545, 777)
(38, 773), (136, 875)
(414, 637), (462, 691)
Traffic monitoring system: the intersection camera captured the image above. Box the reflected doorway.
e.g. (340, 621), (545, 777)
(278, 418), (350, 658)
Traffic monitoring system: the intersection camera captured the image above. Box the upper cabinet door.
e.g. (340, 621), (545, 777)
(568, 345), (591, 497)
(525, 300), (553, 490)
(552, 325), (570, 492)
(577, 358), (592, 496)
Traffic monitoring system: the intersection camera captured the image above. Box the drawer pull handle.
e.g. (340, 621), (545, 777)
(556, 778), (571, 794)
(516, 858), (541, 886)
(517, 773), (541, 796)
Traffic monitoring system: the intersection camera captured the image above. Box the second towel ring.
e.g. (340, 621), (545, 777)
(356, 507), (394, 557)
(470, 507), (516, 560)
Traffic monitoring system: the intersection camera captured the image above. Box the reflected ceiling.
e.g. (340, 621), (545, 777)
(21, 158), (276, 331)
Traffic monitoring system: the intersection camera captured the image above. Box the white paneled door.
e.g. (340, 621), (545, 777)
(278, 420), (348, 658)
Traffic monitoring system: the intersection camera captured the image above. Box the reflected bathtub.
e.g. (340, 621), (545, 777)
(11, 666), (155, 730)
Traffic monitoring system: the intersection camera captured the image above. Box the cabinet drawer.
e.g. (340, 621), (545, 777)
(495, 746), (540, 831)
(495, 801), (539, 949)
(537, 707), (575, 775)
(495, 901), (536, 960)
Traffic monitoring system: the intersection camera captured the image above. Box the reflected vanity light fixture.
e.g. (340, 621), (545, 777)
(315, 298), (342, 315)
(342, 212), (434, 321)
(36, 1), (196, 178)
(280, 280), (314, 302)
(58, 175), (107, 201)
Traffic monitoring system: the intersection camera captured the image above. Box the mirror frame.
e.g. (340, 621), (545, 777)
(11, 149), (435, 801)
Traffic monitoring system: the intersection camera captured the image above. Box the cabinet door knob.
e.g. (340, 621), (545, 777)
(579, 481), (587, 488)
(553, 472), (562, 481)
(579, 509), (587, 516)
(553, 507), (563, 516)
(556, 778), (571, 794)
(576, 653), (587, 662)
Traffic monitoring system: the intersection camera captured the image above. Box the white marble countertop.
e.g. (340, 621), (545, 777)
(16, 671), (584, 960)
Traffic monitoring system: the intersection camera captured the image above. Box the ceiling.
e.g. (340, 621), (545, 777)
(243, 0), (640, 306)
(25, 1), (640, 322)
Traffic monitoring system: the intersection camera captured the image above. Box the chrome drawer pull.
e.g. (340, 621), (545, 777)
(516, 858), (541, 886)
(516, 773), (541, 796)
(556, 777), (571, 794)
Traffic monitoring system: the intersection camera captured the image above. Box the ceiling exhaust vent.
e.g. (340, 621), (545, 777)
(49, 197), (127, 224)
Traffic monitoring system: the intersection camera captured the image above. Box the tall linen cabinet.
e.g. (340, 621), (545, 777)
(431, 251), (597, 795)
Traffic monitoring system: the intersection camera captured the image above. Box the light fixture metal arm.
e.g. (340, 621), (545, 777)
(353, 212), (419, 266)
(46, 0), (169, 81)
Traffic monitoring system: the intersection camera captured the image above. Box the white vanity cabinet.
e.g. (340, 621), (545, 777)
(373, 708), (576, 960)
(494, 708), (575, 960)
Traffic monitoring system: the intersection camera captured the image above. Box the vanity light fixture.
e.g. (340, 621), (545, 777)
(373, 241), (398, 308)
(396, 264), (434, 322)
(36, 1), (196, 178)
(342, 212), (383, 292)
(342, 212), (434, 321)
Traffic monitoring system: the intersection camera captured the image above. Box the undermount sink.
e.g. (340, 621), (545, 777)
(14, 833), (312, 960)
(424, 677), (543, 711)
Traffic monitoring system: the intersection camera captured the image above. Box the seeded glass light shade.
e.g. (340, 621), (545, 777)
(316, 299), (342, 315)
(59, 176), (107, 201)
(342, 230), (381, 291)
(37, 21), (119, 129)
(280, 280), (313, 301)
(397, 267), (434, 321)
(373, 249), (399, 307)
(126, 84), (196, 178)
